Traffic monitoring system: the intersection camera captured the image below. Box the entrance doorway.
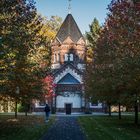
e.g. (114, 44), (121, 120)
(65, 103), (72, 114)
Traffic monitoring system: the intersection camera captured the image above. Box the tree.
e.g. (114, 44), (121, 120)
(92, 26), (118, 116)
(0, 0), (62, 117)
(106, 0), (140, 123)
(84, 18), (101, 111)
(0, 0), (45, 117)
(85, 0), (140, 121)
(86, 18), (101, 63)
(91, 0), (140, 121)
(29, 15), (62, 72)
(43, 75), (56, 113)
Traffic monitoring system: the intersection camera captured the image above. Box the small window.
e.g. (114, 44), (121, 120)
(54, 54), (56, 63)
(70, 54), (73, 61)
(39, 100), (45, 106)
(65, 54), (68, 61)
(57, 53), (60, 62)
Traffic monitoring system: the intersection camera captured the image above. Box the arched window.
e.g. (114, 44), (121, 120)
(70, 54), (73, 61)
(65, 54), (68, 61)
(57, 53), (60, 62)
(54, 54), (56, 63)
(78, 53), (81, 58)
(59, 53), (60, 62)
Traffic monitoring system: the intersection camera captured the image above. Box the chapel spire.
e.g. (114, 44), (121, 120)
(55, 14), (83, 43)
(68, 0), (72, 14)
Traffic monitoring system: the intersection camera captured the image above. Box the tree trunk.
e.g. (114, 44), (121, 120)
(25, 111), (27, 116)
(108, 103), (111, 116)
(118, 102), (121, 120)
(134, 101), (138, 124)
(15, 100), (17, 118)
(104, 103), (108, 114)
(25, 103), (28, 116)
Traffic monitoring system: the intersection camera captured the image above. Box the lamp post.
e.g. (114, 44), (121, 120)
(15, 86), (20, 118)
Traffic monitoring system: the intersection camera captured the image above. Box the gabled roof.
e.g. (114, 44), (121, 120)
(53, 62), (83, 77)
(58, 73), (80, 84)
(55, 14), (84, 43)
(53, 63), (83, 84)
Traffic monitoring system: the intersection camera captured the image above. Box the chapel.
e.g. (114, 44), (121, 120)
(33, 1), (103, 113)
(51, 13), (86, 114)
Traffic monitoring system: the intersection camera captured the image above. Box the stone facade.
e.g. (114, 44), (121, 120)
(51, 14), (86, 114)
(33, 14), (103, 113)
(51, 37), (85, 69)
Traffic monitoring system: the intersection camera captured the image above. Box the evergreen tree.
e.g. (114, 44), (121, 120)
(84, 18), (101, 110)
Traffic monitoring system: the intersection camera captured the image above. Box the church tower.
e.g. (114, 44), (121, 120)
(51, 14), (86, 70)
(51, 3), (86, 114)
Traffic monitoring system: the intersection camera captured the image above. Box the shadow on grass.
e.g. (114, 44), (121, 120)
(0, 115), (55, 140)
(78, 115), (140, 140)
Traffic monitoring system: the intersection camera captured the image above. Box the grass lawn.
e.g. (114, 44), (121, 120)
(78, 115), (140, 140)
(0, 114), (55, 140)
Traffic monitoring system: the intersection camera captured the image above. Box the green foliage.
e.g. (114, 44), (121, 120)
(17, 103), (29, 112)
(17, 104), (25, 112)
(0, 0), (62, 110)
(86, 18), (101, 49)
(85, 0), (140, 109)
(84, 18), (101, 104)
(0, 0), (42, 99)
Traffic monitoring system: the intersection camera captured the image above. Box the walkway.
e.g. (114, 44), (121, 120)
(41, 116), (86, 140)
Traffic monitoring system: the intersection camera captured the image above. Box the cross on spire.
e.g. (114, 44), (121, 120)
(68, 0), (72, 14)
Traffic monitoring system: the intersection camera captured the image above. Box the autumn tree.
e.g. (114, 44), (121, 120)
(0, 0), (62, 116)
(43, 75), (56, 113)
(107, 0), (140, 123)
(29, 15), (62, 73)
(0, 0), (45, 117)
(91, 0), (140, 121)
(93, 26), (119, 116)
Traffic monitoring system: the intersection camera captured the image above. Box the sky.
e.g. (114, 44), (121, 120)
(35, 0), (112, 34)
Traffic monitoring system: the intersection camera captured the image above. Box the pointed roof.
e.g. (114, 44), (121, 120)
(58, 73), (80, 84)
(56, 14), (83, 43)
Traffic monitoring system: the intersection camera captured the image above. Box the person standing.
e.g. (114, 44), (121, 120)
(44, 104), (50, 122)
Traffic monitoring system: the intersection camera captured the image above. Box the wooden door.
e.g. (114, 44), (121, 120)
(65, 104), (72, 114)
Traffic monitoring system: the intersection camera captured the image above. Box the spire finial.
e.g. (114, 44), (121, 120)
(68, 0), (72, 14)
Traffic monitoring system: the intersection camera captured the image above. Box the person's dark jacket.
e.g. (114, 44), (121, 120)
(44, 104), (50, 113)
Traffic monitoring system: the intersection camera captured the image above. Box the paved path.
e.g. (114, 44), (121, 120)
(41, 116), (87, 140)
